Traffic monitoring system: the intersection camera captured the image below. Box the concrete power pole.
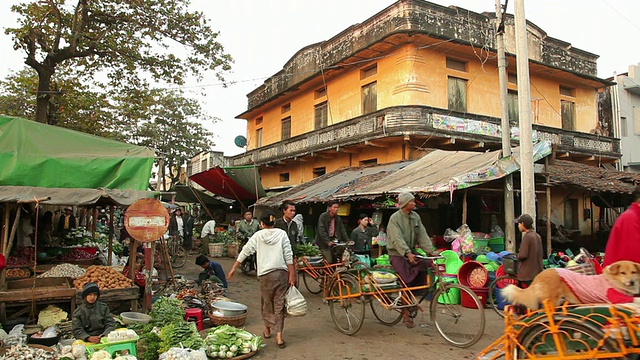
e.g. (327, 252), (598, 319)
(514, 0), (536, 222)
(495, 0), (516, 252)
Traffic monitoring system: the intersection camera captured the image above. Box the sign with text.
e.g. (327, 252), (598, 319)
(124, 198), (169, 242)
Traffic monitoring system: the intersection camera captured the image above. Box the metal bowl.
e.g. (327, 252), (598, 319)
(211, 301), (248, 317)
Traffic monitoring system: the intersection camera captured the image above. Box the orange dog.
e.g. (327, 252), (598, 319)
(501, 260), (640, 310)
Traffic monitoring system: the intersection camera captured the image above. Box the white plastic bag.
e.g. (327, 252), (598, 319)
(285, 286), (307, 316)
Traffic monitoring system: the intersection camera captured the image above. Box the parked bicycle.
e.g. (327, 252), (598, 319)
(324, 255), (485, 348)
(166, 235), (187, 268)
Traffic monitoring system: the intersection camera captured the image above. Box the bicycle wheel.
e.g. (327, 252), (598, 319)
(431, 283), (485, 348)
(369, 292), (403, 326)
(171, 245), (187, 268)
(517, 319), (619, 358)
(487, 275), (518, 318)
(303, 271), (323, 295)
(328, 273), (365, 335)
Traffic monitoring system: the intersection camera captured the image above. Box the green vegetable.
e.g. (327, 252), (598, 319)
(250, 336), (262, 351)
(158, 321), (203, 353)
(293, 244), (321, 257)
(138, 331), (162, 360)
(204, 325), (260, 358)
(150, 297), (185, 325)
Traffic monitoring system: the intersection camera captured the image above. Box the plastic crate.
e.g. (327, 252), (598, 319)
(86, 338), (138, 357)
(473, 239), (489, 253)
(488, 238), (505, 252)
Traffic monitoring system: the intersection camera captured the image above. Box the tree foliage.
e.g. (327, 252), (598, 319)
(6, 0), (233, 124)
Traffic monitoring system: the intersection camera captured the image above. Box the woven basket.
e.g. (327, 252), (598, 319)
(208, 311), (247, 327)
(566, 262), (596, 276)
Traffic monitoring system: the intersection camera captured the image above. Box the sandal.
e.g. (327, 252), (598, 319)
(262, 329), (271, 339)
(277, 341), (286, 349)
(403, 318), (415, 328)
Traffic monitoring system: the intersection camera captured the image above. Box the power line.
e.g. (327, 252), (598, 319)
(600, 0), (640, 32)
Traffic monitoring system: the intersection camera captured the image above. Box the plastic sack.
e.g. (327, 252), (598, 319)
(6, 324), (26, 346)
(490, 225), (504, 239)
(443, 228), (459, 242)
(285, 286), (307, 316)
(41, 325), (60, 338)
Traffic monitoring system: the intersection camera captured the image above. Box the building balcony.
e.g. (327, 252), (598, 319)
(230, 106), (620, 166)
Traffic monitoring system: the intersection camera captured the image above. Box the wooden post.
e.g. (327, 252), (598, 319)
(590, 192), (594, 241)
(462, 190), (468, 224)
(143, 242), (155, 312)
(161, 237), (176, 288)
(545, 158), (552, 257)
(108, 206), (114, 266)
(5, 206), (21, 258)
(92, 207), (98, 237)
(1, 203), (11, 288)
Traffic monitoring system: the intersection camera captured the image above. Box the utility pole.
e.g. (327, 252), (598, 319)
(495, 0), (516, 252)
(514, 0), (536, 222)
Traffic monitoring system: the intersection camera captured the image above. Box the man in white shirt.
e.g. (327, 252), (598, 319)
(200, 218), (217, 256)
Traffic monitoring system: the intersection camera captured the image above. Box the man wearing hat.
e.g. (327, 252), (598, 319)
(387, 192), (434, 328)
(515, 214), (544, 287)
(72, 282), (117, 343)
(57, 206), (76, 237)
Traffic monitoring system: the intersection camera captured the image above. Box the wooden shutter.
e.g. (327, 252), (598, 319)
(448, 77), (467, 112)
(362, 82), (377, 114)
(561, 100), (575, 130)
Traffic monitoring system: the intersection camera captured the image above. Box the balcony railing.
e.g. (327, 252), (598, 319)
(231, 106), (620, 166)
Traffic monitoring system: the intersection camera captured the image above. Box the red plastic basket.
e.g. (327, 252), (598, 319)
(461, 287), (488, 308)
(457, 261), (488, 288)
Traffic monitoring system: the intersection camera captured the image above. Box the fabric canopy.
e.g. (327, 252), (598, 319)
(0, 186), (156, 206)
(189, 166), (266, 201)
(0, 116), (154, 190)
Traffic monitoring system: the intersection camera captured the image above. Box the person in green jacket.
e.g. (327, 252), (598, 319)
(72, 282), (117, 343)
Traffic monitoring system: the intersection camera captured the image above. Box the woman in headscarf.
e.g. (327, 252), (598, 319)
(228, 211), (295, 349)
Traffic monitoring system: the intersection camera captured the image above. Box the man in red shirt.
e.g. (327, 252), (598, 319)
(603, 186), (640, 267)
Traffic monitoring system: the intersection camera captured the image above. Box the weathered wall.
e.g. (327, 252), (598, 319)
(243, 0), (599, 113)
(537, 188), (596, 236)
(616, 64), (640, 170)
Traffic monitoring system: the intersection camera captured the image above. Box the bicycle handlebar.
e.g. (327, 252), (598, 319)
(415, 255), (444, 260)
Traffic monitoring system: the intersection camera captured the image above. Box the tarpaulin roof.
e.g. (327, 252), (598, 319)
(189, 166), (266, 201)
(166, 185), (233, 205)
(0, 116), (154, 190)
(257, 141), (552, 207)
(0, 186), (156, 206)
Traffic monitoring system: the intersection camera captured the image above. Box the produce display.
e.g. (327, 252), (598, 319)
(203, 325), (261, 358)
(149, 297), (185, 324)
(107, 328), (138, 342)
(73, 266), (135, 290)
(61, 248), (97, 262)
(6, 256), (31, 267)
(38, 305), (68, 328)
(158, 321), (203, 353)
(163, 347), (206, 360)
(175, 289), (198, 300)
(38, 263), (86, 278)
(6, 268), (30, 278)
(1, 344), (57, 359)
(293, 244), (322, 257)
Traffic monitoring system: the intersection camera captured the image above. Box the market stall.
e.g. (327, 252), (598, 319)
(0, 115), (156, 325)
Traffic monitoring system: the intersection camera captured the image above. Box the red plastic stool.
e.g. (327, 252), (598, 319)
(185, 308), (203, 331)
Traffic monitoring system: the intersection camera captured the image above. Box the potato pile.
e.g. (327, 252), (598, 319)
(6, 268), (30, 278)
(73, 265), (135, 290)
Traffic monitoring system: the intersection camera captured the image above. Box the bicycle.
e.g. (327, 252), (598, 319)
(297, 241), (368, 295)
(324, 255), (486, 348)
(487, 254), (519, 318)
(166, 235), (187, 268)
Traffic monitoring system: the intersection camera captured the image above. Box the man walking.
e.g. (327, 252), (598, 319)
(274, 201), (300, 249)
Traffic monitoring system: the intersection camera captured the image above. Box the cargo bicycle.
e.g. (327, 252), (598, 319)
(297, 241), (368, 294)
(324, 255), (486, 348)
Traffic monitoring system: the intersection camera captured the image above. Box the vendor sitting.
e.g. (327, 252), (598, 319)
(72, 282), (117, 344)
(195, 255), (228, 288)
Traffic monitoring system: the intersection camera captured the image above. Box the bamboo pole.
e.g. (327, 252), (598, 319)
(5, 207), (21, 259)
(1, 204), (10, 256)
(108, 206), (114, 266)
(462, 190), (468, 224)
(545, 158), (552, 257)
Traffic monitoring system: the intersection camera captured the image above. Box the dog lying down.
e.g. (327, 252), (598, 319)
(501, 260), (640, 310)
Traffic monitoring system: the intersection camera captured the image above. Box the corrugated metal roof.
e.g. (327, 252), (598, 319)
(256, 161), (412, 207)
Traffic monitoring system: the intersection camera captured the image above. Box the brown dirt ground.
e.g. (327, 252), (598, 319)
(176, 254), (505, 360)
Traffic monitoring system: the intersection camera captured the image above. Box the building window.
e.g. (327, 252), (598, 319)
(621, 116), (628, 137)
(200, 158), (207, 172)
(359, 158), (377, 166)
(561, 100), (575, 131)
(560, 85), (575, 97)
(314, 102), (328, 130)
(255, 116), (263, 125)
(281, 103), (291, 113)
(446, 57), (467, 72)
(315, 87), (327, 99)
(507, 90), (519, 122)
(508, 73), (517, 84)
(281, 117), (291, 140)
(255, 128), (262, 147)
(448, 77), (467, 113)
(564, 199), (579, 230)
(313, 167), (326, 178)
(279, 173), (290, 182)
(362, 82), (377, 115)
(361, 64), (377, 79)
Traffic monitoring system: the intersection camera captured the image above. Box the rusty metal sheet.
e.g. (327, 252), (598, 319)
(124, 198), (169, 242)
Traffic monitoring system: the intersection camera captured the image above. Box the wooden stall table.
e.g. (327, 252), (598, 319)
(0, 277), (77, 323)
(76, 286), (140, 312)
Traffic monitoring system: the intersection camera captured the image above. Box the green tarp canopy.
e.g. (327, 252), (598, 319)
(0, 116), (154, 190)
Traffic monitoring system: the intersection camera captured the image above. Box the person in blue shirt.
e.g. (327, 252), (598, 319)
(195, 255), (227, 288)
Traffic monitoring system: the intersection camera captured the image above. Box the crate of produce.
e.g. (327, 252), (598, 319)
(86, 337), (138, 357)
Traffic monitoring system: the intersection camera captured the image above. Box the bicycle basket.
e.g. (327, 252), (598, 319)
(566, 262), (596, 276)
(502, 257), (518, 276)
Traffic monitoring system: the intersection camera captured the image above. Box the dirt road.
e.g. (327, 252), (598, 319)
(177, 255), (504, 360)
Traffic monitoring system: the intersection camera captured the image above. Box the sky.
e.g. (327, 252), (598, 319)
(1, 0), (639, 158)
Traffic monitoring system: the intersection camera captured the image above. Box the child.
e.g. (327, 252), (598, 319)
(72, 282), (117, 344)
(123, 254), (146, 288)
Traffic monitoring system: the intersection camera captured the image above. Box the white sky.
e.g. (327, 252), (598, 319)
(1, 0), (639, 157)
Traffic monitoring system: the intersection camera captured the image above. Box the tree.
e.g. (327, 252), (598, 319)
(132, 89), (215, 190)
(6, 0), (232, 124)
